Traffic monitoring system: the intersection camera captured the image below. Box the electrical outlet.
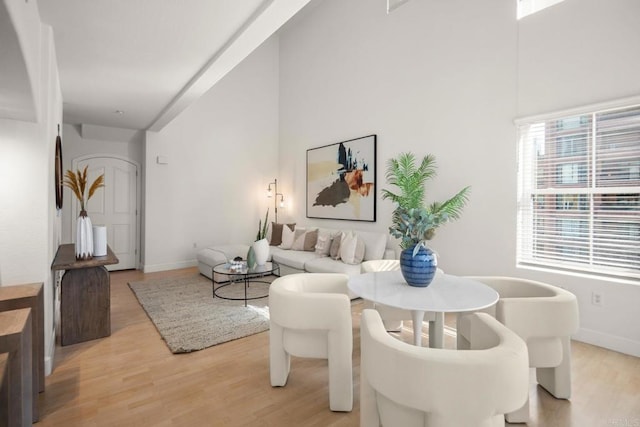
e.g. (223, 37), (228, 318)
(591, 292), (603, 307)
(193, 242), (197, 249)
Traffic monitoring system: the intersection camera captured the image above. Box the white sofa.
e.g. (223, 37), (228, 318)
(197, 244), (254, 283)
(271, 228), (396, 276)
(197, 227), (396, 282)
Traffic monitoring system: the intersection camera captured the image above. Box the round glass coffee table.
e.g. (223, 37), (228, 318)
(212, 261), (280, 306)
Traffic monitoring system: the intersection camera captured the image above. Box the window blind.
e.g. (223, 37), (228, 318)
(517, 104), (640, 279)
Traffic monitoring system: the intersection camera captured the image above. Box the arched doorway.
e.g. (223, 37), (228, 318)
(71, 155), (140, 270)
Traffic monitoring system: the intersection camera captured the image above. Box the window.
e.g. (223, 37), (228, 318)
(556, 194), (588, 210)
(517, 103), (640, 279)
(557, 163), (587, 184)
(557, 135), (587, 157)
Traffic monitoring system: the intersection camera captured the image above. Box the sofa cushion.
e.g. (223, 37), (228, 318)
(197, 244), (252, 281)
(196, 245), (250, 265)
(304, 229), (319, 251)
(304, 256), (362, 276)
(329, 232), (344, 260)
(279, 225), (296, 249)
(340, 232), (365, 265)
(291, 228), (318, 251)
(269, 222), (296, 246)
(315, 230), (333, 256)
(270, 246), (322, 270)
(354, 230), (387, 261)
(291, 228), (307, 250)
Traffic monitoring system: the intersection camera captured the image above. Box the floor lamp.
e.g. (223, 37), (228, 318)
(267, 179), (285, 223)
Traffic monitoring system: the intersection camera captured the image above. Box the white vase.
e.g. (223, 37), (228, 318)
(253, 238), (270, 266)
(93, 225), (107, 256)
(76, 211), (94, 260)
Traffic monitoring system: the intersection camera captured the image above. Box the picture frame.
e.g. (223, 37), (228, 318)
(306, 134), (376, 222)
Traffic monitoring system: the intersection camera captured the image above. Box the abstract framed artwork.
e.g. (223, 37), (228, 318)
(307, 134), (376, 222)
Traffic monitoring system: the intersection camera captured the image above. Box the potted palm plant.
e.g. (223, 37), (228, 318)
(382, 152), (470, 286)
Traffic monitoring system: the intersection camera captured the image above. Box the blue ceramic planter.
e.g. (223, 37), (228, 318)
(400, 245), (438, 287)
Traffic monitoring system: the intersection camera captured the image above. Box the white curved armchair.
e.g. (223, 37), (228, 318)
(269, 273), (353, 412)
(458, 276), (579, 423)
(361, 309), (529, 427)
(361, 260), (437, 334)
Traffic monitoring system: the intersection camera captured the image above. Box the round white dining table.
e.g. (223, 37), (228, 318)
(348, 270), (499, 347)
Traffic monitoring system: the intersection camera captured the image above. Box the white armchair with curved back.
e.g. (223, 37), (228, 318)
(268, 273), (353, 412)
(458, 276), (579, 423)
(360, 309), (529, 427)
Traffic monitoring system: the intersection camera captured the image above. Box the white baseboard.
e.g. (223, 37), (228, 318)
(573, 327), (640, 357)
(142, 259), (197, 273)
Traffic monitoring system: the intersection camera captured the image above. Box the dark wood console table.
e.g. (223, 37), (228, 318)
(51, 244), (119, 346)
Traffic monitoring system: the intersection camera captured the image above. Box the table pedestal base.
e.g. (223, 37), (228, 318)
(411, 311), (444, 348)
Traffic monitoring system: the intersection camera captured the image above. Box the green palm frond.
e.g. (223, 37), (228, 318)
(427, 186), (471, 221)
(383, 152), (470, 245)
(382, 152), (437, 210)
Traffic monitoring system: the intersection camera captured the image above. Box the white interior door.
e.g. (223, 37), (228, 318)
(75, 157), (139, 270)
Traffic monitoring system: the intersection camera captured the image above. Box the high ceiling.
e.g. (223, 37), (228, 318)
(36, 0), (312, 131)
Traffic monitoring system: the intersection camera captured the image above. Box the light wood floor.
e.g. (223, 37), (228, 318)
(38, 267), (640, 426)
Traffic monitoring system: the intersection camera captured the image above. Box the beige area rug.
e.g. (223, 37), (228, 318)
(128, 274), (272, 353)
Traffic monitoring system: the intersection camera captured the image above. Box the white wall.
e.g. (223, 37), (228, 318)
(517, 0), (640, 117)
(278, 0), (640, 355)
(1, 0), (43, 121)
(279, 0), (518, 269)
(516, 0), (640, 355)
(60, 123), (143, 243)
(0, 1), (63, 374)
(143, 36), (280, 272)
(43, 26), (64, 375)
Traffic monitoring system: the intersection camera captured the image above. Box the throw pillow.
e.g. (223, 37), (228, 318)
(291, 228), (307, 251)
(303, 229), (319, 251)
(340, 232), (366, 265)
(269, 222), (295, 246)
(339, 232), (356, 263)
(279, 225), (296, 249)
(354, 237), (366, 264)
(315, 230), (333, 256)
(357, 230), (388, 261)
(329, 232), (344, 260)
